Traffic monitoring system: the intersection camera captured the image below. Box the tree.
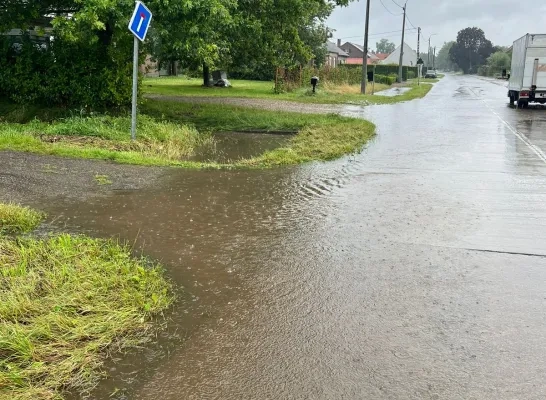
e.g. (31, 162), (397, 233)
(376, 38), (395, 54)
(483, 51), (511, 76)
(0, 0), (137, 107)
(435, 42), (458, 71)
(148, 0), (350, 83)
(449, 27), (493, 74)
(300, 23), (331, 68)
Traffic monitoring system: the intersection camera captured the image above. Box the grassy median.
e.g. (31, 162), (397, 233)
(0, 100), (375, 168)
(144, 77), (432, 105)
(0, 204), (174, 400)
(142, 100), (376, 166)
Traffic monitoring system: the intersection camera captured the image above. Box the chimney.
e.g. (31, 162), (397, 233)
(337, 39), (341, 47)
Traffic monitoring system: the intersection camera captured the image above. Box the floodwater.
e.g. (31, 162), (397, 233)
(189, 131), (291, 163)
(41, 74), (546, 399)
(374, 86), (412, 96)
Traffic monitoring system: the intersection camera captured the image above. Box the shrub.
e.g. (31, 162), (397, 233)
(0, 32), (134, 109)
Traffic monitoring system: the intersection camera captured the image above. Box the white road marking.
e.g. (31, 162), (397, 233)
(468, 86), (546, 165)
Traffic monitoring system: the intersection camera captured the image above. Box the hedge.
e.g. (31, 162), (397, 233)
(0, 32), (134, 108)
(339, 64), (417, 81)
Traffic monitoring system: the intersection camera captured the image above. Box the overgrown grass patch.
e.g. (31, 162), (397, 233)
(0, 203), (44, 234)
(0, 113), (214, 166)
(0, 224), (174, 399)
(143, 100), (375, 167)
(1, 98), (380, 168)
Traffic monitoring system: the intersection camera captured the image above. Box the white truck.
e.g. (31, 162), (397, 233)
(508, 34), (546, 108)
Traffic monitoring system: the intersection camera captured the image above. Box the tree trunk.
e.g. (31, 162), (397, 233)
(203, 64), (210, 86)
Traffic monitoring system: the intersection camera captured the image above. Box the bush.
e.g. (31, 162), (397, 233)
(340, 64), (417, 81)
(386, 75), (397, 85)
(407, 71), (415, 79)
(373, 74), (397, 85)
(0, 32), (134, 108)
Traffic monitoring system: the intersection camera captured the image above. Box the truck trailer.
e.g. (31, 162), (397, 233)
(508, 34), (546, 108)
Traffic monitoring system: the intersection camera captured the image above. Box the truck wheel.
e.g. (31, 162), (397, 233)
(517, 100), (528, 109)
(509, 92), (515, 104)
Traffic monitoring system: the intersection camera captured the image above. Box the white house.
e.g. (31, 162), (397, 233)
(381, 42), (417, 66)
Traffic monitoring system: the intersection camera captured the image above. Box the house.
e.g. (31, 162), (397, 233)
(374, 53), (389, 62)
(381, 42), (417, 66)
(339, 41), (380, 65)
(325, 41), (348, 67)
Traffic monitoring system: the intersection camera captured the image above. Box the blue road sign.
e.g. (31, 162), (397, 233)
(128, 1), (152, 42)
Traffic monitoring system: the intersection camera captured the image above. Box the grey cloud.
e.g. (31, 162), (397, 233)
(328, 0), (546, 50)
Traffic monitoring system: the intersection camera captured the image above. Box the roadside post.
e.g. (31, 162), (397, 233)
(417, 58), (424, 86)
(128, 1), (153, 140)
(372, 65), (376, 95)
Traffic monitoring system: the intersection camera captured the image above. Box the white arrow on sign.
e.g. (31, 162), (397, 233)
(137, 12), (146, 32)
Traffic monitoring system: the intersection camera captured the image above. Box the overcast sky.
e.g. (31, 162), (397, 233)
(327, 0), (546, 52)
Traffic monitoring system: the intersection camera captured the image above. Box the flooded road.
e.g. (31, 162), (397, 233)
(4, 74), (546, 399)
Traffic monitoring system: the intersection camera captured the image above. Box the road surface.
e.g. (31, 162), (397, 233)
(3, 74), (546, 399)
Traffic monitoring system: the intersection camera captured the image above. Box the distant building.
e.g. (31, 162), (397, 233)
(325, 41), (349, 67)
(339, 41), (380, 65)
(374, 53), (389, 62)
(381, 42), (417, 66)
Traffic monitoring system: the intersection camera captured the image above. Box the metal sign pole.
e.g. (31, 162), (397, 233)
(128, 1), (152, 141)
(131, 36), (138, 141)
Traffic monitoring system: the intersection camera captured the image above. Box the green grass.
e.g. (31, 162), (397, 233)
(0, 204), (174, 399)
(0, 99), (376, 168)
(0, 203), (45, 234)
(0, 113), (215, 167)
(143, 77), (432, 105)
(94, 175), (112, 185)
(142, 100), (376, 166)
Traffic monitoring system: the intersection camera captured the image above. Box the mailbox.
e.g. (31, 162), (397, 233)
(311, 76), (319, 93)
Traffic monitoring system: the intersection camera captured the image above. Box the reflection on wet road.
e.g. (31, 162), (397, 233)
(47, 75), (546, 399)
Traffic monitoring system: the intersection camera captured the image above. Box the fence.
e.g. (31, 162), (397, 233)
(273, 64), (419, 92)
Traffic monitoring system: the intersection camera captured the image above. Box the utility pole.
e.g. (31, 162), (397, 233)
(397, 2), (407, 83)
(433, 46), (436, 70)
(428, 37), (431, 68)
(360, 0), (371, 94)
(427, 34), (437, 71)
(417, 27), (421, 59)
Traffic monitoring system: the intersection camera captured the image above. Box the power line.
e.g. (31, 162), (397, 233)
(405, 13), (416, 29)
(339, 28), (417, 40)
(390, 0), (403, 8)
(379, 0), (402, 16)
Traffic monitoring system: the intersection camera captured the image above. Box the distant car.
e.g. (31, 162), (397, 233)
(425, 70), (437, 79)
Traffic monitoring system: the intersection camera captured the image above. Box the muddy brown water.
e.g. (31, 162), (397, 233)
(189, 132), (291, 163)
(11, 74), (546, 399)
(374, 86), (412, 97)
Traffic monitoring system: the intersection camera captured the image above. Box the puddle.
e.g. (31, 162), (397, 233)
(189, 131), (292, 163)
(374, 87), (411, 97)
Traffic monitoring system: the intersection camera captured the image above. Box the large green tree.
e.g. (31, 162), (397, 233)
(449, 27), (493, 74)
(376, 38), (395, 54)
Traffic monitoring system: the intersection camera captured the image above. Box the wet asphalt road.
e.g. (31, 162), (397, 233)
(3, 74), (546, 399)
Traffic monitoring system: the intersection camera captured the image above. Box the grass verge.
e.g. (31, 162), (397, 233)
(0, 203), (44, 234)
(0, 204), (174, 400)
(144, 77), (432, 105)
(0, 113), (214, 167)
(1, 99), (376, 168)
(142, 100), (376, 167)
